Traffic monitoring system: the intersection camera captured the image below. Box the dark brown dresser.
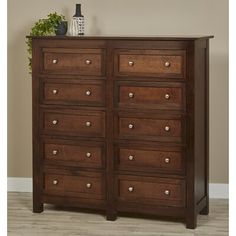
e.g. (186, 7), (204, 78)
(30, 36), (213, 229)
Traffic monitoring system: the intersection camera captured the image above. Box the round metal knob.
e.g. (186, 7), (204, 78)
(52, 150), (58, 155)
(86, 90), (91, 96)
(165, 93), (170, 100)
(86, 183), (92, 188)
(128, 155), (134, 161)
(128, 61), (134, 67)
(86, 121), (91, 127)
(128, 92), (134, 98)
(52, 120), (58, 125)
(52, 180), (58, 185)
(85, 60), (92, 65)
(128, 124), (134, 129)
(128, 186), (134, 192)
(164, 190), (170, 195)
(52, 89), (58, 95)
(86, 152), (91, 158)
(164, 126), (170, 132)
(164, 157), (170, 163)
(52, 59), (58, 64)
(164, 61), (171, 67)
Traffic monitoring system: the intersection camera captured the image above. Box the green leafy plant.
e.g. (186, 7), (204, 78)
(26, 12), (66, 73)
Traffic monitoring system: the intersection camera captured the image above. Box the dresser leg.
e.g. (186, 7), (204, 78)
(33, 202), (44, 213)
(186, 213), (197, 229)
(199, 203), (209, 215)
(106, 211), (117, 221)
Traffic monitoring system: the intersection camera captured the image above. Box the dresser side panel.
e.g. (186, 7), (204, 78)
(32, 39), (44, 212)
(194, 39), (208, 204)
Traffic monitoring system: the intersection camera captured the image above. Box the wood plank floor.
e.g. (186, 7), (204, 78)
(8, 192), (228, 236)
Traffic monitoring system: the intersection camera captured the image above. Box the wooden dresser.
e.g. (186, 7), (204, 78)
(30, 36), (213, 229)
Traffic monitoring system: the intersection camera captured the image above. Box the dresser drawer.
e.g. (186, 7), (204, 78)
(116, 114), (184, 142)
(42, 81), (105, 106)
(43, 139), (104, 168)
(117, 82), (185, 110)
(41, 109), (105, 137)
(118, 147), (184, 174)
(42, 48), (105, 76)
(115, 49), (186, 78)
(117, 175), (185, 207)
(44, 171), (104, 200)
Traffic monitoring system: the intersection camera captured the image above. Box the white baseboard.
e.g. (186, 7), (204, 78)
(8, 177), (32, 192)
(7, 177), (229, 199)
(209, 183), (229, 199)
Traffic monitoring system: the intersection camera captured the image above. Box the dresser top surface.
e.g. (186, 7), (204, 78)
(27, 35), (214, 40)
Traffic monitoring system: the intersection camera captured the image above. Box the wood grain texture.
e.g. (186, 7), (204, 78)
(43, 140), (104, 168)
(116, 49), (186, 78)
(43, 80), (105, 106)
(118, 148), (184, 174)
(43, 48), (105, 76)
(8, 192), (228, 236)
(117, 81), (185, 111)
(44, 172), (104, 199)
(118, 116), (183, 142)
(41, 109), (105, 137)
(117, 175), (186, 207)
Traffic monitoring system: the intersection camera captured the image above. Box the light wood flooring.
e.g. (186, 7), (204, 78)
(8, 192), (228, 236)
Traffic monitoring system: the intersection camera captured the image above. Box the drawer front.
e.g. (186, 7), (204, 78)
(42, 48), (105, 76)
(41, 110), (105, 137)
(117, 82), (185, 110)
(117, 115), (184, 142)
(115, 50), (186, 78)
(117, 175), (185, 207)
(44, 171), (104, 199)
(43, 81), (105, 106)
(43, 139), (104, 168)
(118, 147), (184, 174)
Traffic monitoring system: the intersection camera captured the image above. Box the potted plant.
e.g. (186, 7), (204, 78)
(26, 12), (66, 73)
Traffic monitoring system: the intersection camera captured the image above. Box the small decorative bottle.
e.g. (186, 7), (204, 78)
(68, 4), (84, 36)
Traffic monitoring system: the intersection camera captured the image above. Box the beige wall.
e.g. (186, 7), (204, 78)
(8, 0), (228, 183)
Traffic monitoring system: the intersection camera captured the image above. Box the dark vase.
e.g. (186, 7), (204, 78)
(55, 21), (68, 35)
(74, 4), (83, 17)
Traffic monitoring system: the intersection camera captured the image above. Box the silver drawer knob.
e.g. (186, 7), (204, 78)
(164, 126), (170, 132)
(86, 183), (92, 188)
(86, 152), (91, 158)
(128, 92), (134, 98)
(128, 124), (134, 129)
(52, 179), (58, 185)
(128, 61), (134, 66)
(85, 59), (92, 65)
(128, 155), (134, 161)
(164, 61), (171, 67)
(86, 121), (91, 127)
(86, 90), (91, 96)
(164, 190), (170, 195)
(52, 150), (58, 155)
(52, 59), (58, 64)
(128, 186), (134, 192)
(165, 93), (170, 100)
(52, 120), (58, 125)
(164, 157), (170, 163)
